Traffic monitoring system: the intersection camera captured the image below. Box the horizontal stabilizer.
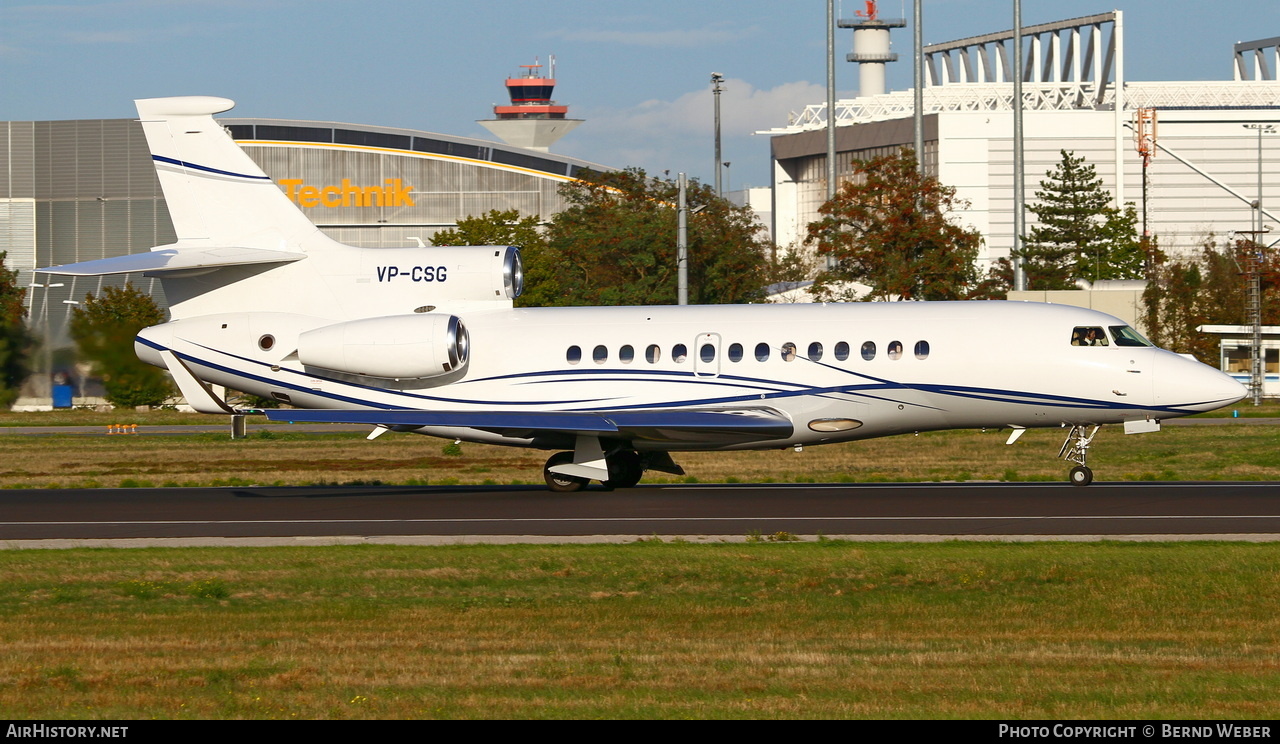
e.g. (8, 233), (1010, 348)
(38, 245), (305, 277)
(265, 407), (794, 444)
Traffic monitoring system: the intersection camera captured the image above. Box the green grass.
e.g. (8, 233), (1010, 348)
(1188, 398), (1280, 418)
(1, 542), (1278, 719)
(2, 422), (1278, 488)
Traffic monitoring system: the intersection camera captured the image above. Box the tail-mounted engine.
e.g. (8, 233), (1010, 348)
(297, 313), (469, 379)
(366, 245), (523, 303)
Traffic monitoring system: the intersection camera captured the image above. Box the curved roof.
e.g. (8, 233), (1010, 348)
(220, 117), (610, 181)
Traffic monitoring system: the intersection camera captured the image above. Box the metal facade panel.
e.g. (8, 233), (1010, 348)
(0, 199), (37, 310)
(1, 123), (38, 198)
(73, 119), (107, 198)
(47, 122), (82, 199)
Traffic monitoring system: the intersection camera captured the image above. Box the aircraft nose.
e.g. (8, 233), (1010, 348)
(1153, 351), (1247, 412)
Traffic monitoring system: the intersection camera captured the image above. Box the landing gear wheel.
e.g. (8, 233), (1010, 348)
(544, 451), (587, 493)
(1069, 466), (1094, 487)
(603, 450), (644, 490)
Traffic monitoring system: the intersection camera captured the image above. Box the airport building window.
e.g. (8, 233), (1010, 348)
(1071, 327), (1108, 346)
(567, 345), (582, 365)
(673, 344), (688, 363)
(335, 129), (411, 150)
(620, 345), (635, 364)
(861, 341), (876, 361)
(646, 344), (661, 363)
(728, 343), (744, 362)
(914, 340), (930, 360)
(888, 341), (903, 360)
(808, 342), (823, 361)
(593, 345), (608, 364)
(835, 341), (850, 361)
(755, 342), (770, 362)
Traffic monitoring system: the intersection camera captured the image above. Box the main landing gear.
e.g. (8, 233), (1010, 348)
(1059, 424), (1100, 487)
(542, 448), (667, 492)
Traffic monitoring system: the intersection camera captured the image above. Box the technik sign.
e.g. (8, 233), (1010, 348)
(279, 179), (415, 208)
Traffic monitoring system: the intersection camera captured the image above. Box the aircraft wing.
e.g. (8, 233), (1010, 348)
(263, 407), (794, 445)
(38, 244), (305, 276)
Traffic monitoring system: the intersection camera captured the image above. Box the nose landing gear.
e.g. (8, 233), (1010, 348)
(1059, 425), (1099, 486)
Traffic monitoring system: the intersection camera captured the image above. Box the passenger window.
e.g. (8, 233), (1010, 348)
(700, 344), (715, 362)
(728, 343), (743, 362)
(781, 342), (797, 362)
(673, 344), (688, 363)
(861, 341), (876, 361)
(567, 345), (582, 365)
(808, 342), (823, 361)
(1110, 326), (1152, 347)
(888, 341), (903, 360)
(1071, 326), (1109, 346)
(755, 342), (770, 362)
(593, 345), (608, 364)
(914, 340), (929, 360)
(646, 344), (661, 363)
(620, 345), (635, 364)
(834, 341), (850, 361)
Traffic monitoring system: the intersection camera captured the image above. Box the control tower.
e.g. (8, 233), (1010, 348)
(838, 1), (906, 97)
(478, 57), (583, 152)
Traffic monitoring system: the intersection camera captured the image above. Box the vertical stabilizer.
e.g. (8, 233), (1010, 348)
(135, 96), (318, 251)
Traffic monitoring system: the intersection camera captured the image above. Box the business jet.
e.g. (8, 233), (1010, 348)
(39, 97), (1246, 489)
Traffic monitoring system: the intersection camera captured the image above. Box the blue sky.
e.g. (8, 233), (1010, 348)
(3, 1), (1277, 188)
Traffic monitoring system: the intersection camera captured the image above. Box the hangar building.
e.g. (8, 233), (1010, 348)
(765, 12), (1280, 269)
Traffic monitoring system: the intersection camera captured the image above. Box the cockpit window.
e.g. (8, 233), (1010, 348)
(1110, 326), (1153, 347)
(1070, 326), (1109, 346)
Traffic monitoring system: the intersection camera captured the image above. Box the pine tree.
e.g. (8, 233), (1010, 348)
(1019, 150), (1144, 289)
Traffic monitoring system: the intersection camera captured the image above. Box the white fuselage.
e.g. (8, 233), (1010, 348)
(136, 300), (1244, 451)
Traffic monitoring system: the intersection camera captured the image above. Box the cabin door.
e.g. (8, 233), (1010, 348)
(694, 332), (721, 378)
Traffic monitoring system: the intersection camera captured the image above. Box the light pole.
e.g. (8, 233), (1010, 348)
(1012, 0), (1026, 291)
(677, 173), (688, 306)
(1243, 123), (1275, 405)
(711, 73), (724, 197)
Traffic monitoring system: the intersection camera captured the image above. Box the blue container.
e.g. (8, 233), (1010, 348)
(52, 384), (73, 409)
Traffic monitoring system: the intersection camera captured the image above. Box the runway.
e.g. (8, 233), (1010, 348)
(2, 481), (1279, 546)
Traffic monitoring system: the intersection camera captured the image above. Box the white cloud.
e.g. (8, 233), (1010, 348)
(559, 79), (836, 185)
(582, 78), (830, 139)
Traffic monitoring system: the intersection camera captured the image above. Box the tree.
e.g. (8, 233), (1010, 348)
(430, 208), (562, 307)
(542, 168), (769, 306)
(1019, 150), (1145, 289)
(805, 150), (989, 301)
(0, 251), (33, 409)
(1143, 237), (1280, 366)
(69, 283), (173, 408)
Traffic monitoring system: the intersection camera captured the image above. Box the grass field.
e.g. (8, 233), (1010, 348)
(1, 541), (1278, 719)
(2, 413), (1278, 719)
(0, 420), (1276, 488)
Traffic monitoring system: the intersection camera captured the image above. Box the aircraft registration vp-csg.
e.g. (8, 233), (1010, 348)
(41, 97), (1246, 489)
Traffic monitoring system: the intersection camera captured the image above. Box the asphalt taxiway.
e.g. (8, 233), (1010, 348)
(2, 481), (1279, 547)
